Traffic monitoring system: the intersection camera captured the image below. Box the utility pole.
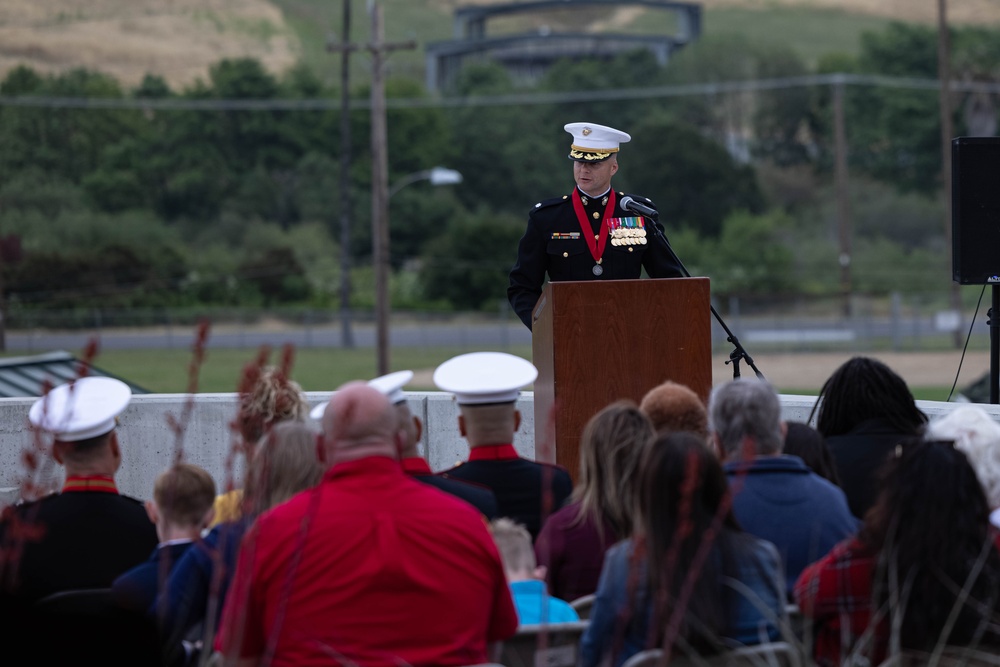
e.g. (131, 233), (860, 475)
(369, 1), (415, 375)
(327, 0), (356, 348)
(938, 0), (962, 347)
(832, 77), (853, 318)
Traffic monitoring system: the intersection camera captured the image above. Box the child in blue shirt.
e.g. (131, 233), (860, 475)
(491, 518), (579, 625)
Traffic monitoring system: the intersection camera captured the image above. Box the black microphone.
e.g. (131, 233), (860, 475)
(619, 195), (658, 219)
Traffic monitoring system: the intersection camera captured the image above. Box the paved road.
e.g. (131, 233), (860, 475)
(5, 321), (535, 352)
(2, 313), (968, 354)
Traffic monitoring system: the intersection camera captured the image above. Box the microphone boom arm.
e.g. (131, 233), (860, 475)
(639, 204), (766, 382)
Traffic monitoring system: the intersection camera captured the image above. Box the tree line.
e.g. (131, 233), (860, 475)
(0, 21), (997, 318)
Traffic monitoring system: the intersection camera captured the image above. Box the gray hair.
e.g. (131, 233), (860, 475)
(926, 405), (1000, 510)
(708, 379), (783, 458)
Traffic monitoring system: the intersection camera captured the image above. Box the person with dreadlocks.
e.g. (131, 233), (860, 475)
(810, 356), (928, 519)
(580, 432), (784, 667)
(795, 438), (1000, 665)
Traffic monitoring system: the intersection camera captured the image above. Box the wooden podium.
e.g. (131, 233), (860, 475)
(531, 278), (712, 476)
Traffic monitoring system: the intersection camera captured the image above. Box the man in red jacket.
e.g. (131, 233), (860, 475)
(218, 381), (517, 667)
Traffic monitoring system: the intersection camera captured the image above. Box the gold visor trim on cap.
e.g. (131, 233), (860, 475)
(569, 149), (613, 161)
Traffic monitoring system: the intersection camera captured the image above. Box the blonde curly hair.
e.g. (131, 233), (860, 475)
(237, 365), (309, 444)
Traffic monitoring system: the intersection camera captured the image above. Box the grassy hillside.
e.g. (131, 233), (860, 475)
(4, 0), (999, 90)
(0, 0), (298, 88)
(273, 0), (925, 88)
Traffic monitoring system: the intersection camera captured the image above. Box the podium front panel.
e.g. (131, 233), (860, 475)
(531, 277), (711, 477)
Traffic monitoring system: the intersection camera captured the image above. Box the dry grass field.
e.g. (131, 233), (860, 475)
(0, 0), (298, 87)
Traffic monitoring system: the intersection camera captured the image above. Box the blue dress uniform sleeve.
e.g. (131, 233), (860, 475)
(508, 198), (563, 330)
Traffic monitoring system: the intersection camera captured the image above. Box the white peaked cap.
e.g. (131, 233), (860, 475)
(309, 370), (414, 421)
(433, 352), (537, 405)
(29, 376), (132, 442)
(565, 122), (631, 161)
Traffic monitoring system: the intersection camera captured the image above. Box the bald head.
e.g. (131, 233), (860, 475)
(458, 403), (520, 447)
(320, 382), (402, 465)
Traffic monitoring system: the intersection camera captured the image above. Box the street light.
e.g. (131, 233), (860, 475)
(373, 166), (463, 375)
(388, 166), (463, 200)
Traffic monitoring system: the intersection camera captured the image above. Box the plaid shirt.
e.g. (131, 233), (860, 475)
(793, 537), (888, 667)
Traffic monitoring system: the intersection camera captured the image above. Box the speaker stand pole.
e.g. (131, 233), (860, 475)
(991, 285), (999, 405)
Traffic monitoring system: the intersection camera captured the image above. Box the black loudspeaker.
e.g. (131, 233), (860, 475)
(953, 137), (1000, 285)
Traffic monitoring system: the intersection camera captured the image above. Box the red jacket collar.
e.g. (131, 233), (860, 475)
(467, 444), (519, 462)
(401, 457), (432, 475)
(62, 475), (118, 494)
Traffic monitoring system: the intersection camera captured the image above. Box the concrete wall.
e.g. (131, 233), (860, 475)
(2, 392), (998, 507)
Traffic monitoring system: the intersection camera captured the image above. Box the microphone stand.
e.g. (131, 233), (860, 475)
(638, 209), (766, 381)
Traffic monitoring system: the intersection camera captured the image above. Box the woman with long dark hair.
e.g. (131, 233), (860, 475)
(580, 432), (784, 666)
(810, 356), (927, 518)
(795, 439), (1000, 665)
(534, 401), (653, 601)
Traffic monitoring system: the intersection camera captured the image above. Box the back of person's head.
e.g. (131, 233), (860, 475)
(639, 381), (709, 440)
(244, 421), (324, 517)
(237, 365), (309, 445)
(708, 379), (783, 459)
(153, 463), (216, 528)
(812, 356), (927, 437)
(458, 403), (518, 446)
(861, 439), (1000, 650)
(490, 517), (536, 578)
(782, 421), (841, 486)
(639, 432), (737, 554)
(926, 406), (1000, 510)
(55, 431), (116, 471)
(638, 432), (740, 652)
(320, 382), (399, 461)
(572, 400), (654, 538)
(393, 402), (422, 457)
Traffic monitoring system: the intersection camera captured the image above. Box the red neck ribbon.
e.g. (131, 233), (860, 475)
(572, 189), (617, 265)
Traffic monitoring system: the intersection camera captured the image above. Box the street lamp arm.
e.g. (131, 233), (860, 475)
(388, 169), (431, 200)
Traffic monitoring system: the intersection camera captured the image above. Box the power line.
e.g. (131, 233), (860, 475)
(1, 73), (998, 111)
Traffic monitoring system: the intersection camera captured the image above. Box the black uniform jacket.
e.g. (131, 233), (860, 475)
(507, 189), (685, 329)
(0, 490), (158, 604)
(443, 458), (573, 540)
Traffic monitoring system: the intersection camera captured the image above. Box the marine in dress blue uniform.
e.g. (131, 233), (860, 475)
(508, 122), (685, 329)
(0, 377), (159, 660)
(434, 352), (572, 540)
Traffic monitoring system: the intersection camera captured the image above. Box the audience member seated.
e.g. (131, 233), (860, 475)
(213, 364), (309, 525)
(711, 380), (857, 596)
(0, 378), (158, 636)
(580, 432), (785, 667)
(535, 401), (653, 601)
(158, 420), (323, 665)
(795, 439), (1000, 666)
(318, 370), (499, 519)
(926, 405), (1000, 527)
(112, 463), (216, 614)
(492, 518), (579, 625)
(782, 421), (841, 486)
(216, 382), (518, 666)
(435, 352), (572, 539)
(810, 356), (927, 518)
(639, 380), (709, 442)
